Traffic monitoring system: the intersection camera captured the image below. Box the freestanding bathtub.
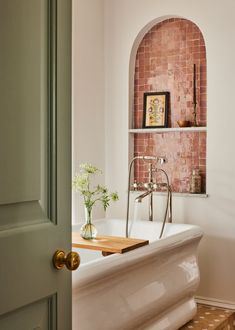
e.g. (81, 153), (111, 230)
(72, 219), (203, 330)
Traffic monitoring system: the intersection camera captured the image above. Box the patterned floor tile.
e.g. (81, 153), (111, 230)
(179, 304), (235, 330)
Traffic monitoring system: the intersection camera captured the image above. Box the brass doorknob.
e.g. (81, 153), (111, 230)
(53, 250), (80, 271)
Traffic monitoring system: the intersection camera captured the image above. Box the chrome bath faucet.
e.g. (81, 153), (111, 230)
(126, 155), (172, 239)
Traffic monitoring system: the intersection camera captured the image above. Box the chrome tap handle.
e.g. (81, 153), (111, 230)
(132, 180), (138, 190)
(132, 181), (144, 190)
(144, 182), (151, 189)
(152, 183), (158, 190)
(144, 182), (157, 190)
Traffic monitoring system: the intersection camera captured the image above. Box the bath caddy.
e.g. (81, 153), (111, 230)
(72, 232), (149, 255)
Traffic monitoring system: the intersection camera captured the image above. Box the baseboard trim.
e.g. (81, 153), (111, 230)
(196, 296), (235, 310)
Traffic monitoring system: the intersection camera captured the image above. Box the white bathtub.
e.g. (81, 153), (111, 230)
(72, 219), (203, 330)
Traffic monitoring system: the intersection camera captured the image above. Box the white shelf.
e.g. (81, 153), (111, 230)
(131, 190), (208, 198)
(129, 127), (207, 133)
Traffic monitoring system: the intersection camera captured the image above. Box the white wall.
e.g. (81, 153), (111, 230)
(72, 0), (105, 223)
(104, 0), (235, 304)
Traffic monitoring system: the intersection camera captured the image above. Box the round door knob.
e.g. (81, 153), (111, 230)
(53, 250), (80, 271)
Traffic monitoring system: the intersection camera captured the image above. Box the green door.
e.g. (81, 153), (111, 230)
(0, 0), (72, 329)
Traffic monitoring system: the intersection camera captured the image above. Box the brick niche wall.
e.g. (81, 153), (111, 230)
(133, 18), (207, 193)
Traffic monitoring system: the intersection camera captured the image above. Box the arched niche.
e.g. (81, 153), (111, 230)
(129, 17), (207, 194)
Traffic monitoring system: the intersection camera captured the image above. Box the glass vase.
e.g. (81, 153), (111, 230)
(80, 207), (97, 239)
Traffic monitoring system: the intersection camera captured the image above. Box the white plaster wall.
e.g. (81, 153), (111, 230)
(72, 0), (105, 223)
(104, 0), (235, 303)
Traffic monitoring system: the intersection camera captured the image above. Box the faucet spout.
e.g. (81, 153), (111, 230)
(135, 190), (153, 203)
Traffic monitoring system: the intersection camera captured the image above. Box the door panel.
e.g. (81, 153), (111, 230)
(0, 0), (49, 228)
(0, 202), (48, 230)
(0, 0), (72, 329)
(0, 0), (47, 205)
(0, 296), (56, 330)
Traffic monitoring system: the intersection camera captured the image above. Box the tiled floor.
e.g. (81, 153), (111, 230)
(180, 304), (235, 330)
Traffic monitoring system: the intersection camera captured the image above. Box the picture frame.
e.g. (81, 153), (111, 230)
(143, 92), (169, 128)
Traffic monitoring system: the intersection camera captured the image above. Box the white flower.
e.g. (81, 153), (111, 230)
(73, 163), (119, 212)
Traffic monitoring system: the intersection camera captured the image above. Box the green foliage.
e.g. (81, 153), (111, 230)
(72, 163), (119, 212)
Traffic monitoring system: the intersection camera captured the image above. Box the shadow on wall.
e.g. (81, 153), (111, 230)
(197, 234), (235, 302)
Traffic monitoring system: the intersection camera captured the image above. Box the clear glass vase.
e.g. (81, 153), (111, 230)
(80, 207), (97, 239)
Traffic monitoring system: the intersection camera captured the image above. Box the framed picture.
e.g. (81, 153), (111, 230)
(143, 92), (169, 128)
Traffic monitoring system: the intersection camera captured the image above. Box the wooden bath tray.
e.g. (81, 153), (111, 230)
(72, 233), (149, 255)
